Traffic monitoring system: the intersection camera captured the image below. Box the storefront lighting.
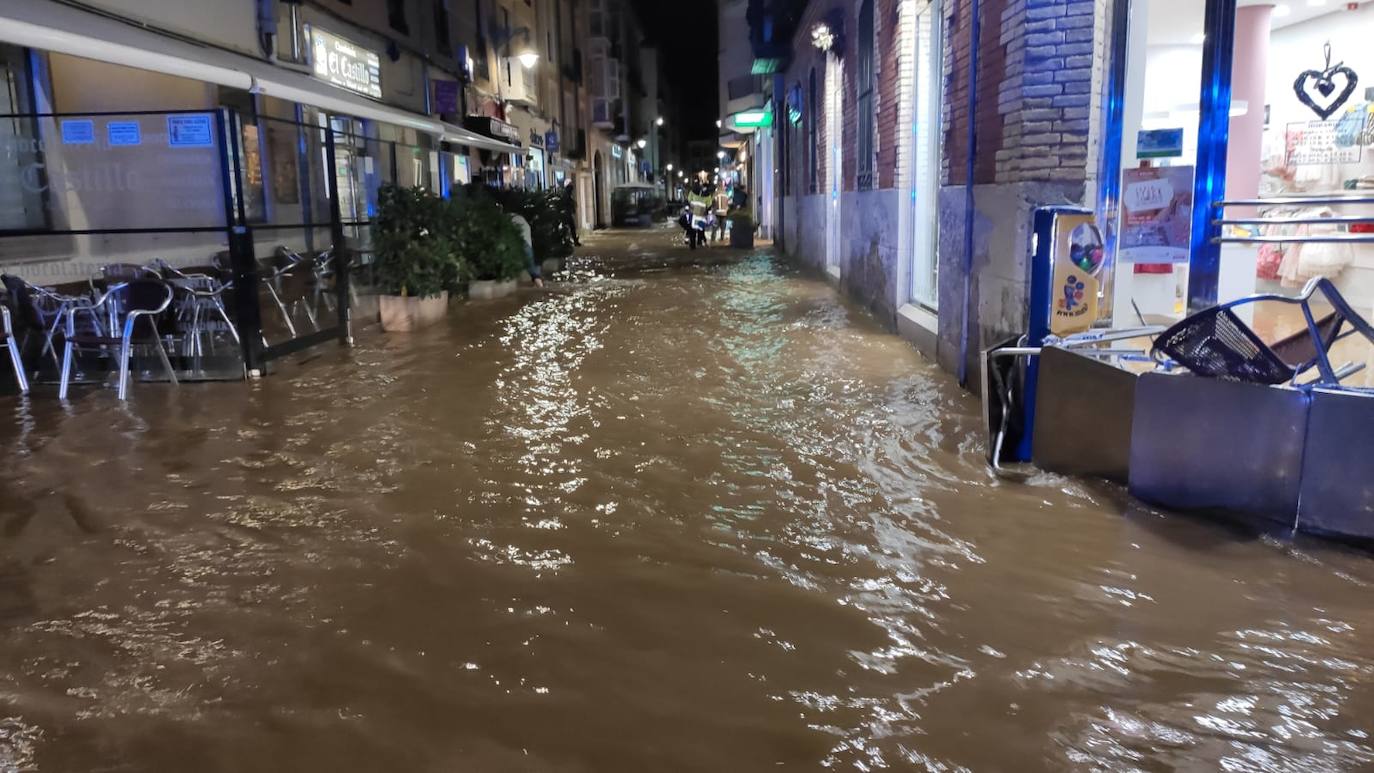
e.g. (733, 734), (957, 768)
(732, 110), (772, 128)
(810, 22), (835, 52)
(517, 49), (539, 68)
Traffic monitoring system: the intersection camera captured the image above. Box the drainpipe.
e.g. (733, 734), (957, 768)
(774, 71), (785, 251)
(957, 0), (981, 388)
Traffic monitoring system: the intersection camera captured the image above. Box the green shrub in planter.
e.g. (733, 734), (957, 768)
(491, 187), (575, 260)
(372, 184), (458, 297)
(453, 188), (527, 282)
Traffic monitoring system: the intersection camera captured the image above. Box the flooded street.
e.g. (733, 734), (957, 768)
(2, 228), (1373, 771)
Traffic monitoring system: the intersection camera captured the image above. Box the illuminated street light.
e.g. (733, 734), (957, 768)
(716, 150), (726, 159)
(666, 163), (673, 171)
(715, 119), (722, 128)
(517, 50), (539, 68)
(636, 138), (647, 149)
(656, 117), (665, 127)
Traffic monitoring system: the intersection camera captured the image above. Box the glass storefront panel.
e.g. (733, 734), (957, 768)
(1108, 0), (1205, 327)
(908, 0), (942, 310)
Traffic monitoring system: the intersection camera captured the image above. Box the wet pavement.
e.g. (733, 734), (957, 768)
(2, 226), (1373, 771)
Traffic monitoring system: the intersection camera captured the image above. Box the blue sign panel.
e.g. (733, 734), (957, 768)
(1137, 128), (1185, 159)
(167, 114), (215, 148)
(106, 121), (142, 146)
(545, 130), (559, 153)
(60, 119), (95, 145)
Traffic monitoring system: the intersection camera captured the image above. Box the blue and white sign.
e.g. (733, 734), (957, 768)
(611, 144), (623, 159)
(545, 130), (559, 154)
(106, 121), (142, 146)
(60, 119), (95, 145)
(1137, 128), (1185, 160)
(167, 114), (214, 148)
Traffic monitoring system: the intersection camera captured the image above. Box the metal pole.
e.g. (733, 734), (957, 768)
(1186, 0), (1238, 312)
(325, 125), (352, 346)
(217, 108), (264, 376)
(957, 0), (982, 388)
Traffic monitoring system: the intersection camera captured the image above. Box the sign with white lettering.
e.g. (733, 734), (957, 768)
(60, 119), (94, 145)
(106, 121), (142, 146)
(1119, 165), (1194, 264)
(309, 26), (383, 99)
(167, 114), (215, 148)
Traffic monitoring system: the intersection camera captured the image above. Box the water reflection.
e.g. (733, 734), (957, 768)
(0, 230), (1371, 770)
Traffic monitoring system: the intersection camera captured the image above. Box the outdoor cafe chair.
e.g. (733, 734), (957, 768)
(1, 274), (100, 369)
(153, 261), (239, 358)
(264, 251), (319, 339)
(1152, 276), (1374, 387)
(0, 303), (28, 394)
(59, 280), (178, 401)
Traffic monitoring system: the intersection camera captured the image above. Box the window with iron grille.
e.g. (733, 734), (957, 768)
(387, 0), (409, 35)
(434, 1), (452, 55)
(856, 0), (875, 190)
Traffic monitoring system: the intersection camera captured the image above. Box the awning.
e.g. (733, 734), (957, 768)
(440, 123), (522, 154)
(0, 0), (442, 135)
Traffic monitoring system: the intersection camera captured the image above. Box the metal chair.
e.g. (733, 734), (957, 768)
(1152, 277), (1374, 387)
(264, 255), (318, 339)
(1, 303), (28, 394)
(154, 261), (239, 358)
(1, 274), (98, 368)
(59, 280), (177, 401)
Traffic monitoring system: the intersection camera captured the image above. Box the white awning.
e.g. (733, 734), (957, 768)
(0, 0), (442, 135)
(439, 123), (522, 154)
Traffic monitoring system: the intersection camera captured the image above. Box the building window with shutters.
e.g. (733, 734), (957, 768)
(855, 0), (875, 191)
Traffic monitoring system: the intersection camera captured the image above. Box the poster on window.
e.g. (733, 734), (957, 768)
(1119, 166), (1194, 264)
(266, 121), (300, 205)
(1286, 120), (1363, 166)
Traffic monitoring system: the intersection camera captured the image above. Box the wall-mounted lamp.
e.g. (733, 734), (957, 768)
(636, 138), (648, 149)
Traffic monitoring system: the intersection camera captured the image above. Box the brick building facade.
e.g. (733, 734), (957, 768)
(765, 0), (1114, 385)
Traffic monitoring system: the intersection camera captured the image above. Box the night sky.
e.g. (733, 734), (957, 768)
(630, 1), (720, 147)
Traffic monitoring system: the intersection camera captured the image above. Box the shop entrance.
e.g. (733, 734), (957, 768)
(1106, 0), (1374, 381)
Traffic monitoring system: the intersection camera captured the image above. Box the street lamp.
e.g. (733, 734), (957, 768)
(656, 116), (665, 127)
(715, 119), (722, 128)
(636, 138), (647, 149)
(716, 150), (726, 160)
(517, 50), (539, 68)
(666, 163), (674, 171)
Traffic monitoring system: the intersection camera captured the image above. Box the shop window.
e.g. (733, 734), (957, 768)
(218, 87), (267, 223)
(434, 1), (452, 55)
(0, 45), (47, 233)
(388, 0), (410, 35)
(808, 67), (818, 194)
(856, 0), (875, 191)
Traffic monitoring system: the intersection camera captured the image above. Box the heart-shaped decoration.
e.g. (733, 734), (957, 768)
(1294, 44), (1360, 121)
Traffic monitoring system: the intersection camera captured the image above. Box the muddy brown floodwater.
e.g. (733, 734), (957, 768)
(1, 228), (1373, 772)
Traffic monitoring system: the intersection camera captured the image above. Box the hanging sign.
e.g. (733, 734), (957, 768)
(545, 130), (559, 153)
(1119, 166), (1194, 264)
(432, 80), (460, 114)
(1049, 213), (1103, 336)
(1294, 42), (1358, 121)
(308, 26), (383, 99)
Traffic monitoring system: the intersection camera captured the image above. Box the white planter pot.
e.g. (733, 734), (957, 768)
(469, 279), (518, 299)
(378, 291), (448, 332)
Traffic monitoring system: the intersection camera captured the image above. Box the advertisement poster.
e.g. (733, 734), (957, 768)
(1286, 120), (1362, 165)
(1119, 165), (1194, 264)
(1050, 212), (1103, 336)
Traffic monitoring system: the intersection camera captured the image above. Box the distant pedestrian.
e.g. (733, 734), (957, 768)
(561, 180), (581, 246)
(510, 212), (543, 288)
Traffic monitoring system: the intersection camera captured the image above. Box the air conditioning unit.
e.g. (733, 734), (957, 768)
(502, 58), (537, 107)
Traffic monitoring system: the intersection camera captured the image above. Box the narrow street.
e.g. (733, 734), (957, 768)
(1, 228), (1373, 771)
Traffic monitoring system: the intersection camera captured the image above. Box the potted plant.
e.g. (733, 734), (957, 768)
(372, 184), (459, 331)
(456, 189), (528, 299)
(492, 187), (576, 276)
(729, 207), (755, 249)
